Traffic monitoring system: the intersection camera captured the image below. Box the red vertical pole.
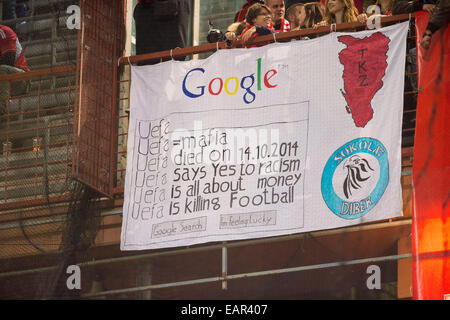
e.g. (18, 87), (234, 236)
(412, 12), (450, 300)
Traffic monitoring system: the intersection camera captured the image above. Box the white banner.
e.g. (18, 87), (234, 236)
(120, 22), (409, 250)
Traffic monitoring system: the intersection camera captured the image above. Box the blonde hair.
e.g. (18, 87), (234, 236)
(323, 0), (359, 24)
(286, 3), (304, 18)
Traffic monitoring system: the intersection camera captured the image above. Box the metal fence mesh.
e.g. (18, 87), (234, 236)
(0, 71), (75, 205)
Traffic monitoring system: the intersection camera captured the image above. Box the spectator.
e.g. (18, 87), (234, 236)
(392, 0), (438, 98)
(0, 24), (29, 117)
(287, 3), (305, 29)
(133, 0), (190, 65)
(420, 0), (449, 50)
(266, 0), (291, 32)
(288, 2), (325, 29)
(392, 0), (436, 14)
(240, 3), (276, 46)
(302, 2), (326, 28)
(234, 0), (266, 22)
(16, 1), (29, 19)
(315, 0), (359, 26)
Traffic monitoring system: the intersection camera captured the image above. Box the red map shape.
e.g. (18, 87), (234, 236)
(338, 32), (390, 127)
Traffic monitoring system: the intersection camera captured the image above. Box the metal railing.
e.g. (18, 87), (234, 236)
(0, 66), (76, 210)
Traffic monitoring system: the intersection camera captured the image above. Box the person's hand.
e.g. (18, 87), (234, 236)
(240, 26), (256, 43)
(357, 13), (368, 24)
(225, 31), (236, 41)
(313, 21), (328, 29)
(422, 4), (435, 14)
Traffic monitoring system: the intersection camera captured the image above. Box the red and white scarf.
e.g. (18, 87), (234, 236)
(273, 18), (290, 33)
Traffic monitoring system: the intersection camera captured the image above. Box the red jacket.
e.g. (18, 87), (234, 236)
(0, 25), (29, 71)
(354, 0), (363, 14)
(273, 18), (290, 33)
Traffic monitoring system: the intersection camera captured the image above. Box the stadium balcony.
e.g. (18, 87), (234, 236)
(0, 9), (420, 299)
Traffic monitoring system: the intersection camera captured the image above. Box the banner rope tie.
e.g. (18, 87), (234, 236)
(330, 23), (337, 32)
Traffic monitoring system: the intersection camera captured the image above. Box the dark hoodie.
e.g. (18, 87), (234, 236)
(426, 0), (450, 34)
(392, 0), (449, 34)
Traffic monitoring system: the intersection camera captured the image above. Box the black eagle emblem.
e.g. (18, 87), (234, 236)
(342, 155), (374, 199)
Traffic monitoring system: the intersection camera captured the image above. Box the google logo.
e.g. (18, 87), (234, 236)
(182, 58), (278, 104)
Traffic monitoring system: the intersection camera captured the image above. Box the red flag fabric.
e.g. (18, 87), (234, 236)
(412, 11), (450, 300)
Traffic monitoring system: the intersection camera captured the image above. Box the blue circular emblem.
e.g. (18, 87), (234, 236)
(321, 137), (389, 220)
